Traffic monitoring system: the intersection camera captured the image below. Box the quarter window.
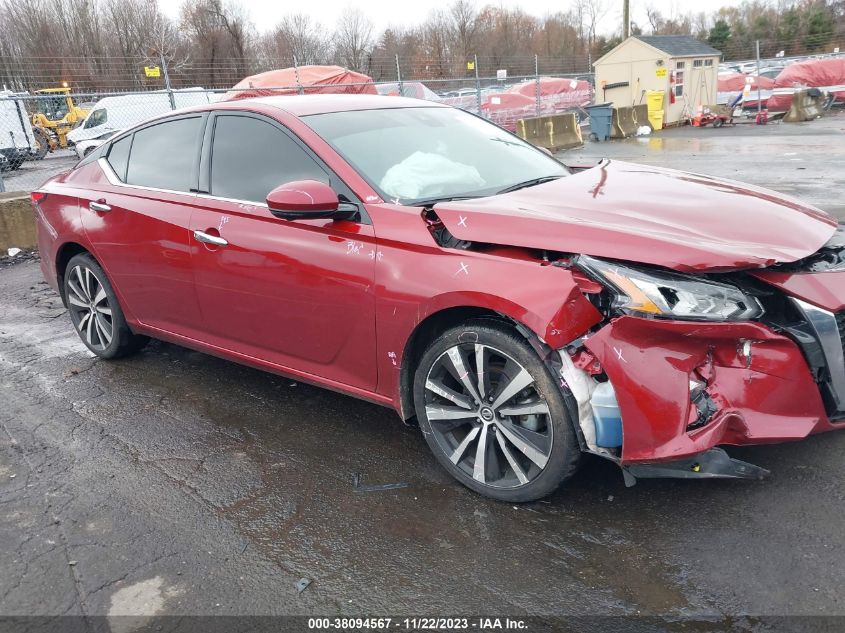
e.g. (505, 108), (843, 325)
(106, 135), (131, 181)
(209, 115), (327, 203)
(126, 117), (202, 192)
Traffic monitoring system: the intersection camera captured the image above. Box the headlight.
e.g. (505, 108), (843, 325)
(578, 255), (763, 321)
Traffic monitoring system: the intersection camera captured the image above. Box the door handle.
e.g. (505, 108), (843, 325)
(193, 230), (228, 247)
(89, 201), (111, 213)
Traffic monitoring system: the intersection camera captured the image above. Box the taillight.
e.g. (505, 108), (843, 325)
(30, 191), (48, 203)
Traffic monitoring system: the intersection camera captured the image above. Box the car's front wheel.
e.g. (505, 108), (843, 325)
(414, 321), (581, 502)
(64, 253), (148, 359)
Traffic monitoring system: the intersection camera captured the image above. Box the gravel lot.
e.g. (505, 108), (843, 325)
(1, 117), (845, 632)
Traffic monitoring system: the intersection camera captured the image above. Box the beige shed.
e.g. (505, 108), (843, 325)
(594, 35), (721, 126)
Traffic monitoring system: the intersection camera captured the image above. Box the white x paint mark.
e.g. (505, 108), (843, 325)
(346, 241), (363, 255)
(454, 262), (469, 277)
(614, 346), (627, 363)
(458, 215), (468, 227)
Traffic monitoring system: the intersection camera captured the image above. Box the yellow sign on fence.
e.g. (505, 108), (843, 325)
(466, 61), (475, 71)
(144, 66), (161, 78)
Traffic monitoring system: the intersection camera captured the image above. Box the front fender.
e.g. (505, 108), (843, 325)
(373, 244), (603, 410)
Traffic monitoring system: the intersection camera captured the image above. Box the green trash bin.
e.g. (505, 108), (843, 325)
(586, 103), (613, 142)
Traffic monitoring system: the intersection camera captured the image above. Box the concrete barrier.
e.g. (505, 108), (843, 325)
(784, 89), (827, 122)
(632, 104), (650, 129)
(610, 105), (651, 138)
(0, 193), (36, 252)
(611, 107), (631, 138)
(516, 112), (584, 151)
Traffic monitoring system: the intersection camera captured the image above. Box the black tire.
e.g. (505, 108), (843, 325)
(713, 118), (724, 128)
(0, 153), (23, 171)
(33, 128), (49, 160)
(63, 253), (148, 359)
(413, 320), (581, 502)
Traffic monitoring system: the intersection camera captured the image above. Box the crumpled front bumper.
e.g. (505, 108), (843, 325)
(583, 316), (840, 464)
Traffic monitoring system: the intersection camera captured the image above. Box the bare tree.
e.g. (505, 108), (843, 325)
(581, 0), (609, 46)
(449, 0), (479, 62)
(263, 14), (329, 66)
(1, 0), (844, 93)
(180, 0), (256, 87)
(334, 7), (373, 72)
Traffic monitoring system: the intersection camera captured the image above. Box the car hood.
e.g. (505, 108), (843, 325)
(434, 160), (837, 271)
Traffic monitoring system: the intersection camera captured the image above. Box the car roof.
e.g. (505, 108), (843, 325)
(230, 94), (447, 117)
(113, 94), (450, 140)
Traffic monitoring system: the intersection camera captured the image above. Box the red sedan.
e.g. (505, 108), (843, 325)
(32, 95), (845, 501)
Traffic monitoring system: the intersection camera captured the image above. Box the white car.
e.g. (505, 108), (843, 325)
(74, 130), (120, 159)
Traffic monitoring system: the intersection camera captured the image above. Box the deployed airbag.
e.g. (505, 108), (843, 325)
(379, 151), (485, 199)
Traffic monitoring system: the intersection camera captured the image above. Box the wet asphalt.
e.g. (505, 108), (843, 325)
(1, 117), (845, 630)
(571, 112), (845, 220)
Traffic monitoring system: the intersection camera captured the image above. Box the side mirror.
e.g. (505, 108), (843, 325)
(267, 180), (340, 221)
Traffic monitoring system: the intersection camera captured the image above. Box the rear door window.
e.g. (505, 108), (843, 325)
(209, 115), (327, 203)
(126, 117), (202, 192)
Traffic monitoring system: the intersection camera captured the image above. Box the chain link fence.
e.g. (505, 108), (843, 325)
(0, 55), (595, 194)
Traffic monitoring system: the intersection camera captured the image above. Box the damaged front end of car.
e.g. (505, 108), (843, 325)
(429, 167), (845, 488)
(551, 247), (845, 487)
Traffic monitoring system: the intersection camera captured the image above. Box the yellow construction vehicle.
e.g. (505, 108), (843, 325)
(29, 85), (89, 159)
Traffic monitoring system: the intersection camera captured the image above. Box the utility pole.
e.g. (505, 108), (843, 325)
(160, 51), (175, 110)
(755, 40), (762, 118)
(623, 0), (630, 39)
(474, 54), (481, 115)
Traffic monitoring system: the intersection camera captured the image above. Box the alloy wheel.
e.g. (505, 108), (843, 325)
(423, 343), (553, 489)
(66, 265), (114, 351)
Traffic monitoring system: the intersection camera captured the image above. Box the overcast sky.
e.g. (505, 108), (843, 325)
(160, 0), (750, 37)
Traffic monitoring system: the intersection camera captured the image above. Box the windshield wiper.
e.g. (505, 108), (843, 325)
(407, 195), (481, 208)
(496, 176), (563, 195)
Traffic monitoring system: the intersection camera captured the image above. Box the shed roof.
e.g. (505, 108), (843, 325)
(634, 35), (721, 58)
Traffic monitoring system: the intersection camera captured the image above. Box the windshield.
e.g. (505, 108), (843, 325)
(36, 96), (68, 119)
(84, 108), (107, 129)
(303, 106), (568, 204)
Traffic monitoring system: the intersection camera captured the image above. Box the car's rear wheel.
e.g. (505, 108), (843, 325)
(414, 321), (581, 502)
(64, 253), (148, 359)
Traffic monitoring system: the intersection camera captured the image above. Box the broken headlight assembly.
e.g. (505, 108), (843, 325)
(577, 255), (764, 321)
